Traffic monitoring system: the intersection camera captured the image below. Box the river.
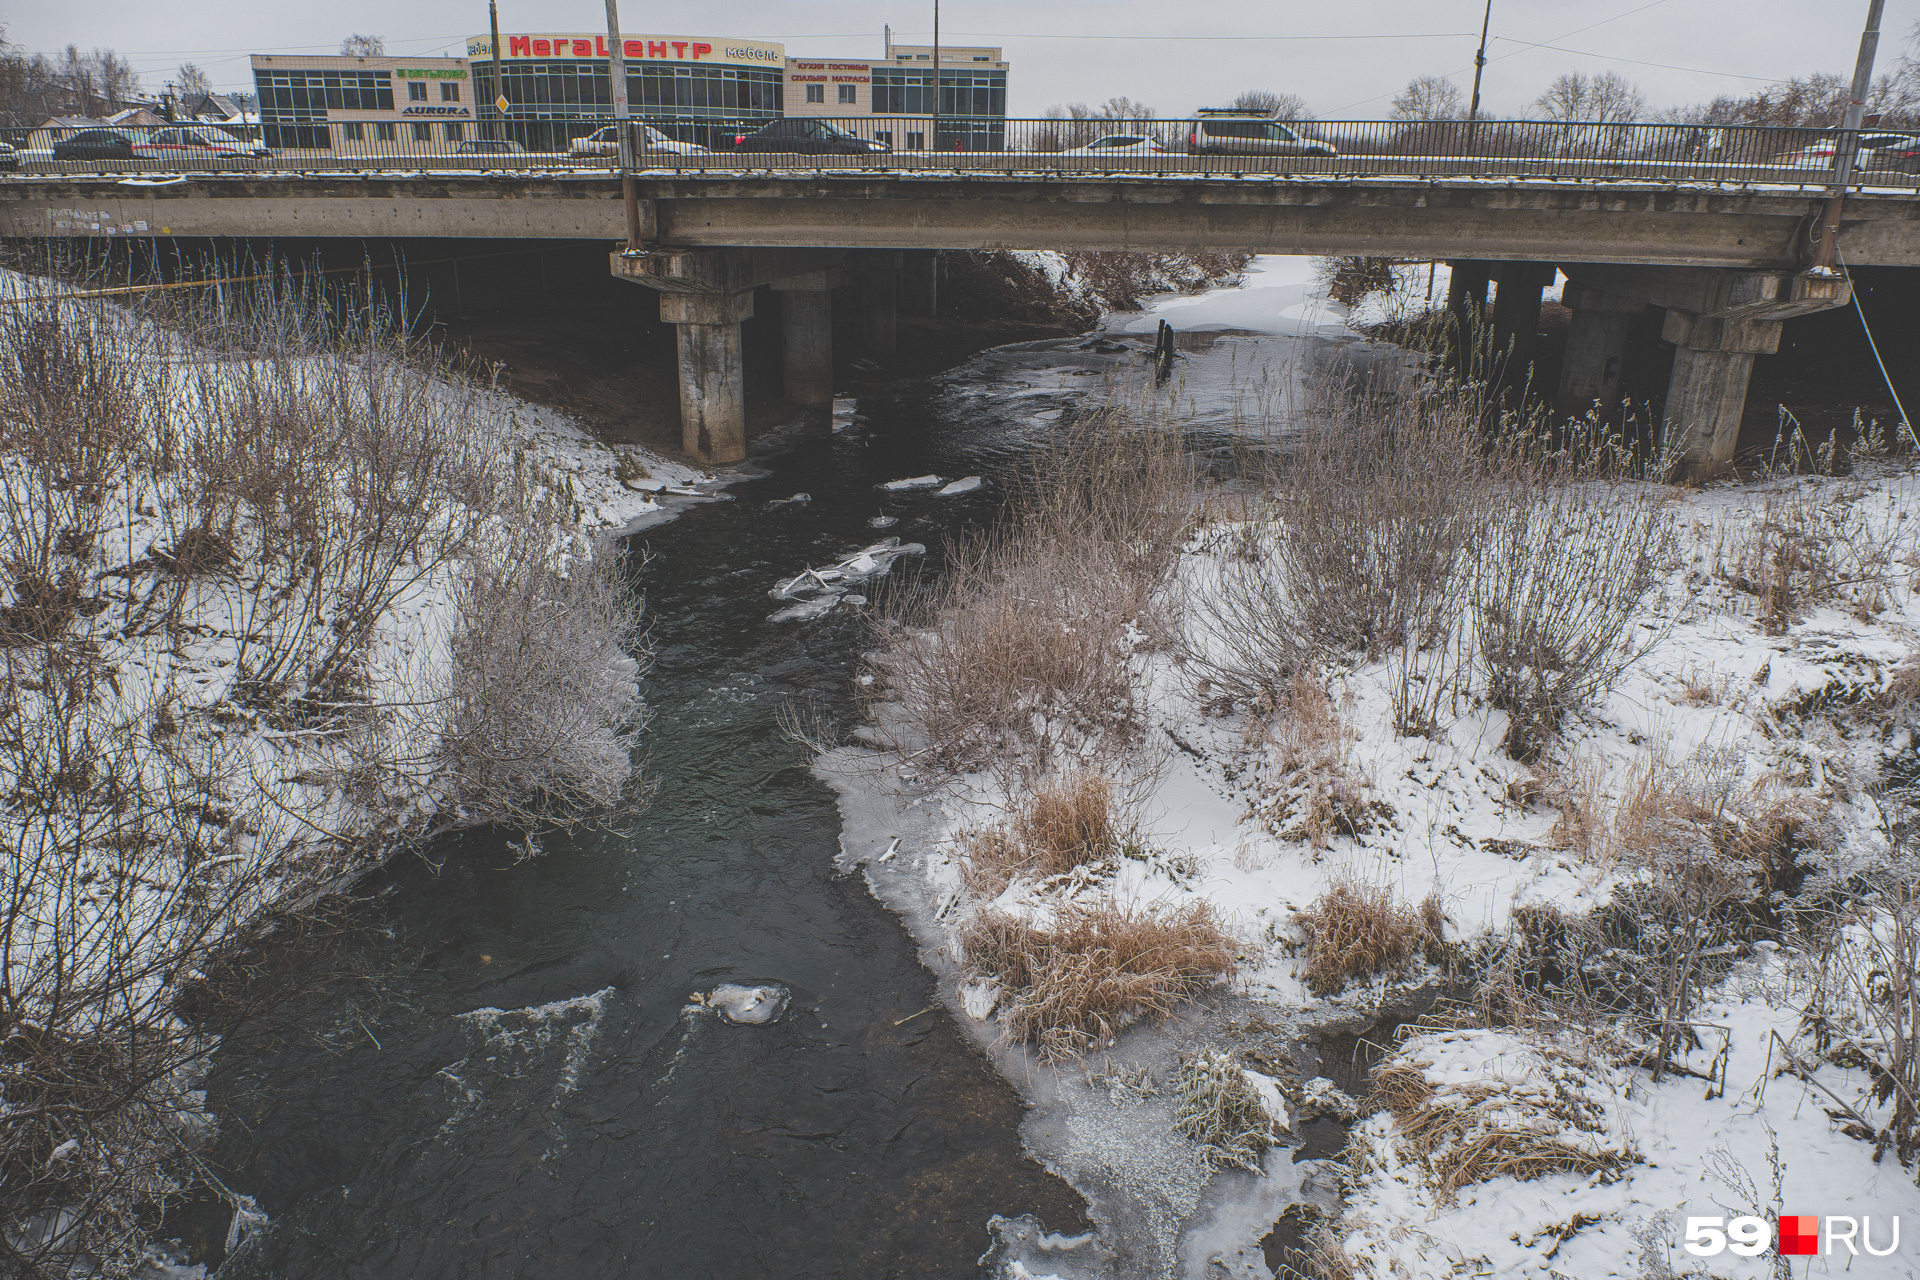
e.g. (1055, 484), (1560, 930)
(195, 259), (1370, 1280)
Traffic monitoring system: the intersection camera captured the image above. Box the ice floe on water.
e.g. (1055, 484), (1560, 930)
(880, 474), (944, 491)
(936, 475), (985, 496)
(767, 538), (926, 623)
(705, 983), (790, 1025)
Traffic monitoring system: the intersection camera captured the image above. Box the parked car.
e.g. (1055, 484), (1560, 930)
(51, 129), (144, 161)
(1769, 132), (1920, 172)
(454, 139), (528, 155)
(0, 141), (17, 171)
(732, 119), (887, 155)
(1187, 110), (1337, 157)
(1061, 134), (1167, 156)
(570, 124), (708, 157)
(145, 125), (269, 158)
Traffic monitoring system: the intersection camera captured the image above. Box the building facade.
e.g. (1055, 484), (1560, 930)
(252, 54), (473, 153)
(785, 42), (1008, 151)
(466, 34), (784, 150)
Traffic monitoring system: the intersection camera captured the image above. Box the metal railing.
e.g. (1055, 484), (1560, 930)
(3, 118), (1917, 190)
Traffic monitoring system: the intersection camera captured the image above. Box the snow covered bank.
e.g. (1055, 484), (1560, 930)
(0, 272), (684, 1274)
(835, 363), (1920, 1276)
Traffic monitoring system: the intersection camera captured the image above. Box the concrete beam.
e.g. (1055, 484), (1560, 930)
(610, 246), (847, 294)
(8, 174), (1920, 266)
(1562, 264), (1851, 320)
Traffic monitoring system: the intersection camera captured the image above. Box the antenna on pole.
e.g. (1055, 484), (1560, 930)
(1466, 0), (1492, 149)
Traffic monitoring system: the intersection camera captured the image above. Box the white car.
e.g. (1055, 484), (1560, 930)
(1061, 134), (1167, 157)
(1768, 133), (1918, 171)
(144, 125), (271, 158)
(569, 124), (708, 157)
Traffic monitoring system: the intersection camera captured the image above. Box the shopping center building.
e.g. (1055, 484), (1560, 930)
(252, 53), (474, 153)
(251, 33), (1008, 155)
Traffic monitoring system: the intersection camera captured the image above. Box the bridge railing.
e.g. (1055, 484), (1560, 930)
(3, 118), (1915, 189)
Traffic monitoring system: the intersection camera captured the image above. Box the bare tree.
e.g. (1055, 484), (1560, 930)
(1533, 70), (1646, 124)
(175, 62), (213, 99)
(1231, 89), (1315, 120)
(1097, 96), (1155, 121)
(1391, 75), (1464, 121)
(340, 33), (386, 57)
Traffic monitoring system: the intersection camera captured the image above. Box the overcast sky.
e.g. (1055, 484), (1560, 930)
(7, 0), (1917, 117)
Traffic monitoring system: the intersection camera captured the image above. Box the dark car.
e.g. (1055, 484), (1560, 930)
(52, 129), (141, 161)
(732, 119), (887, 155)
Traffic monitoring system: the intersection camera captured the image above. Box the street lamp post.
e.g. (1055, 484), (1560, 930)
(603, 0), (642, 251)
(930, 0), (941, 152)
(487, 0), (505, 142)
(1811, 0), (1886, 272)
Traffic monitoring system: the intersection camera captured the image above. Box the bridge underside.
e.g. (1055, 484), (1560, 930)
(0, 171), (1901, 475)
(5, 172), (1919, 267)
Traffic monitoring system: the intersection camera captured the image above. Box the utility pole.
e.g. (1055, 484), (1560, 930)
(1811, 0), (1885, 273)
(488, 0), (505, 142)
(604, 0), (641, 251)
(1466, 0), (1492, 149)
(930, 0), (941, 152)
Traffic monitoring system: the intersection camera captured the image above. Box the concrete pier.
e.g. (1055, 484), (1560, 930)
(858, 251), (901, 356)
(773, 268), (839, 406)
(900, 249), (940, 318)
(1557, 283), (1645, 415)
(1489, 261), (1555, 386)
(659, 289), (753, 464)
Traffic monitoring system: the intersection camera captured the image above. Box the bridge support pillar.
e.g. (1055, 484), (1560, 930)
(901, 250), (940, 318)
(1557, 283), (1644, 416)
(772, 269), (840, 406)
(660, 289), (754, 465)
(858, 251), (902, 356)
(1660, 310), (1779, 479)
(1490, 262), (1555, 386)
(1445, 260), (1493, 372)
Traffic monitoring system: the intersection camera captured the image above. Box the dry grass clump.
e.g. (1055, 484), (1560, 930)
(1174, 1046), (1284, 1171)
(1294, 879), (1448, 996)
(962, 772), (1133, 896)
(1365, 1032), (1637, 1202)
(1243, 672), (1376, 848)
(960, 898), (1236, 1058)
(866, 415), (1192, 783)
(1713, 489), (1906, 635)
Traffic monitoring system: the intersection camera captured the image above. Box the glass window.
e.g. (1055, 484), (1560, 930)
(838, 84), (857, 104)
(409, 82), (428, 101)
(376, 122), (396, 141)
(342, 122), (364, 140)
(806, 84), (824, 103)
(441, 82), (460, 101)
(412, 121), (431, 141)
(444, 122), (464, 141)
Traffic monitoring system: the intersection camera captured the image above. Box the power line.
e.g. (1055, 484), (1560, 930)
(1490, 36), (1783, 83)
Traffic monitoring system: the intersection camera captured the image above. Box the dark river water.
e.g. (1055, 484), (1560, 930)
(196, 341), (1143, 1280)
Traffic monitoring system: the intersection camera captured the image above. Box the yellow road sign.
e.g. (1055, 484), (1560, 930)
(495, 96), (511, 113)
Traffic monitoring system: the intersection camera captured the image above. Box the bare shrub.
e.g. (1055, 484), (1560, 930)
(437, 526), (649, 833)
(959, 898), (1235, 1058)
(1293, 879), (1447, 996)
(1174, 1046), (1284, 1171)
(866, 416), (1191, 782)
(1801, 871), (1920, 1167)
(1713, 490), (1903, 634)
(1243, 673), (1376, 848)
(962, 771), (1133, 895)
(1184, 381), (1488, 706)
(1474, 486), (1672, 763)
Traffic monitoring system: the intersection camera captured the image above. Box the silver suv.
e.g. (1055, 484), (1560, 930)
(1187, 110), (1336, 157)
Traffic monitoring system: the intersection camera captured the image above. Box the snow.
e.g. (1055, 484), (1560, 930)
(937, 475), (987, 496)
(1112, 256), (1358, 339)
(707, 983), (790, 1025)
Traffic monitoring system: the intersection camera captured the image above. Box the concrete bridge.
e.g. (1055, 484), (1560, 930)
(2, 159), (1911, 470)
